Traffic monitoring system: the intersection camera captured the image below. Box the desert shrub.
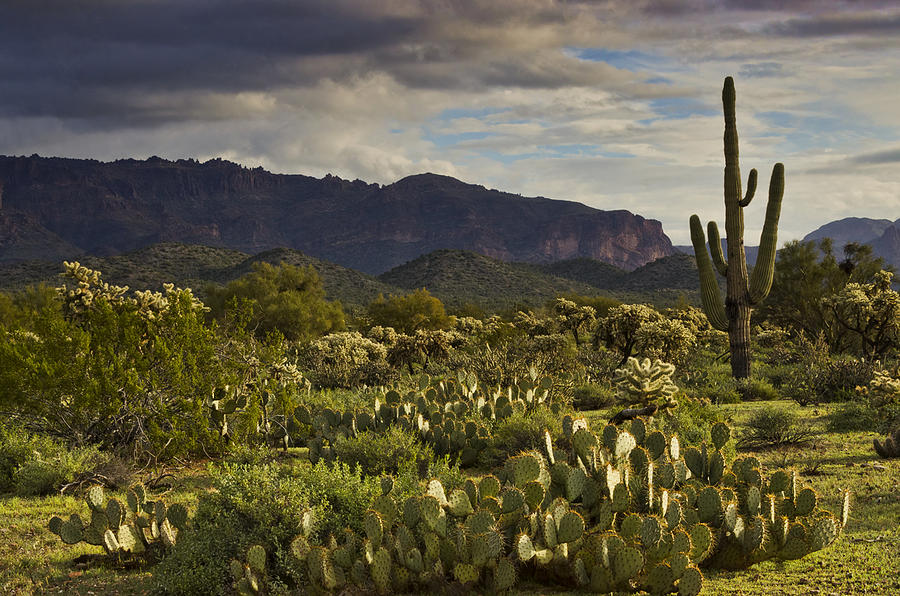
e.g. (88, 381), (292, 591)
(0, 264), (226, 459)
(296, 387), (377, 413)
(223, 444), (277, 467)
(13, 445), (130, 497)
(205, 262), (345, 342)
(155, 461), (378, 595)
(366, 288), (453, 334)
(634, 318), (696, 365)
(300, 331), (394, 388)
(333, 426), (434, 476)
(572, 382), (615, 410)
(0, 423), (57, 492)
(682, 366), (741, 405)
(738, 408), (818, 450)
(753, 322), (792, 350)
(735, 377), (781, 401)
(576, 345), (620, 380)
(0, 424), (131, 495)
(786, 350), (876, 406)
(483, 405), (563, 465)
(447, 333), (577, 388)
(763, 363), (796, 389)
(829, 356), (876, 398)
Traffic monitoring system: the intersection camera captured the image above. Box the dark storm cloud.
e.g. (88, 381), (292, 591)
(0, 0), (422, 122)
(765, 12), (900, 37)
(850, 147), (900, 165)
(0, 0), (630, 125)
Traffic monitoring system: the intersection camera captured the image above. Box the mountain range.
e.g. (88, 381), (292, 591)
(0, 155), (674, 274)
(675, 217), (900, 270)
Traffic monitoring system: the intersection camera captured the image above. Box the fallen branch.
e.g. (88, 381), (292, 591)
(609, 404), (659, 425)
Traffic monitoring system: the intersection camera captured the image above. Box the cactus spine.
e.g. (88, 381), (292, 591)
(690, 76), (785, 378)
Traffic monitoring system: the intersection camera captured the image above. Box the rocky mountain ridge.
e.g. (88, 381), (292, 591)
(0, 155), (675, 274)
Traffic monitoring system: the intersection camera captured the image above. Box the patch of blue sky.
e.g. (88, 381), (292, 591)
(435, 107), (511, 121)
(648, 97), (718, 120)
(755, 104), (894, 155)
(425, 131), (497, 148)
(570, 48), (671, 72)
(470, 149), (543, 164)
(756, 111), (797, 129)
(536, 144), (634, 159)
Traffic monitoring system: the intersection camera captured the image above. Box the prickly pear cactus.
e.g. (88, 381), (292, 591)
(48, 483), (185, 558)
(228, 417), (848, 595)
(291, 373), (562, 468)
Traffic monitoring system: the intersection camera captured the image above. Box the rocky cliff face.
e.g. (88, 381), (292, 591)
(0, 155), (675, 273)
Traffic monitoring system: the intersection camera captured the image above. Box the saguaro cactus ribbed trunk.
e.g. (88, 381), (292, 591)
(690, 77), (785, 379)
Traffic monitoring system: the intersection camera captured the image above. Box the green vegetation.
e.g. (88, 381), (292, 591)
(365, 288), (453, 333)
(206, 262), (345, 341)
(3, 73), (900, 592)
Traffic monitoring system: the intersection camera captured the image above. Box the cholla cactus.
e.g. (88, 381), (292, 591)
(553, 298), (596, 346)
(613, 357), (678, 408)
(58, 261), (129, 319)
(58, 261), (206, 322)
(824, 270), (900, 359)
(634, 319), (696, 365)
(367, 325), (399, 346)
(857, 363), (900, 410)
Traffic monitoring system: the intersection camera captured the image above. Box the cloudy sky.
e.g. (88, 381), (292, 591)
(2, 0), (899, 244)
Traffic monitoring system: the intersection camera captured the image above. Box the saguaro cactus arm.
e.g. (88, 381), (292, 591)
(690, 215), (729, 331)
(748, 163), (785, 304)
(738, 168), (758, 207)
(707, 221), (728, 277)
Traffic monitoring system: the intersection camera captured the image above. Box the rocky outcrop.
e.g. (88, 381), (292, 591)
(0, 155), (675, 273)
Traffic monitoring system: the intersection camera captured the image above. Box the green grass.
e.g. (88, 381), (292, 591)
(2, 401), (898, 595)
(0, 468), (210, 595)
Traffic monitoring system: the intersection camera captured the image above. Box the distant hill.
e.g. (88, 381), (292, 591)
(532, 258), (626, 288)
(675, 241), (759, 267)
(378, 249), (603, 310)
(0, 245), (714, 313)
(0, 243), (400, 308)
(379, 249), (710, 310)
(802, 217), (895, 247)
(0, 154), (675, 273)
(802, 216), (900, 269)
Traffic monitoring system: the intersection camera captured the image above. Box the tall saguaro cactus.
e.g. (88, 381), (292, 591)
(690, 77), (785, 379)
